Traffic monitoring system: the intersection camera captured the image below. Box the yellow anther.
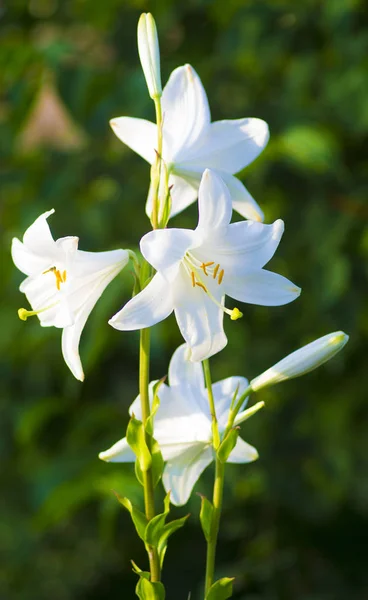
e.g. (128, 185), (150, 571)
(213, 264), (220, 279)
(218, 269), (224, 285)
(200, 261), (214, 276)
(42, 266), (67, 291)
(230, 307), (243, 321)
(191, 271), (196, 287)
(195, 282), (207, 292)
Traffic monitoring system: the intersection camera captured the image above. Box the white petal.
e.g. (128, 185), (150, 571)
(196, 219), (284, 276)
(72, 248), (128, 278)
(196, 169), (233, 231)
(98, 436), (136, 463)
(179, 117), (269, 174)
(19, 274), (72, 328)
(11, 238), (51, 276)
(162, 444), (213, 506)
(140, 228), (197, 281)
(173, 266), (227, 362)
(154, 384), (211, 450)
(62, 251), (128, 381)
(22, 209), (56, 253)
(110, 116), (157, 164)
(109, 273), (174, 331)
(168, 343), (205, 390)
(168, 173), (199, 217)
(220, 172), (264, 222)
(225, 269), (301, 306)
(227, 437), (258, 464)
(162, 65), (210, 162)
(212, 376), (249, 431)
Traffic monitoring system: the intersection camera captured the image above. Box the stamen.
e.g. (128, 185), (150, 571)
(195, 282), (207, 292)
(42, 266), (67, 291)
(218, 269), (224, 285)
(200, 261), (214, 276)
(191, 271), (196, 287)
(213, 264), (220, 279)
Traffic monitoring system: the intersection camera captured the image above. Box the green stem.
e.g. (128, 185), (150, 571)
(139, 326), (161, 582)
(151, 97), (163, 229)
(202, 359), (225, 596)
(205, 458), (226, 596)
(203, 359), (220, 449)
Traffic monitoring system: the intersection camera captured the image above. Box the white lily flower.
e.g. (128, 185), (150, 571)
(251, 331), (349, 391)
(110, 64), (269, 221)
(109, 170), (301, 362)
(99, 344), (261, 506)
(11, 209), (129, 381)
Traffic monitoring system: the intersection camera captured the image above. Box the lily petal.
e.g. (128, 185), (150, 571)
(22, 208), (56, 254)
(227, 437), (259, 463)
(219, 172), (264, 222)
(98, 436), (136, 463)
(110, 116), (157, 164)
(168, 173), (199, 218)
(180, 117), (269, 174)
(197, 169), (233, 231)
(225, 269), (301, 306)
(162, 64), (210, 162)
(109, 273), (174, 331)
(212, 376), (249, 431)
(163, 444), (213, 506)
(168, 343), (205, 390)
(140, 228), (197, 281)
(173, 266), (227, 361)
(197, 219), (284, 276)
(11, 238), (52, 276)
(62, 254), (128, 381)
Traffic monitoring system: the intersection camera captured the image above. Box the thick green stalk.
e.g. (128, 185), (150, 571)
(203, 359), (225, 596)
(204, 458), (225, 596)
(139, 326), (161, 582)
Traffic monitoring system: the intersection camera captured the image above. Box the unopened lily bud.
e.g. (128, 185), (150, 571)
(137, 13), (162, 99)
(251, 331), (349, 392)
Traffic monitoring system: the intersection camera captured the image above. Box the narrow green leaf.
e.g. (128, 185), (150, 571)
(199, 495), (213, 542)
(206, 577), (235, 600)
(144, 492), (171, 547)
(136, 577), (165, 599)
(151, 436), (164, 488)
(127, 415), (152, 471)
(145, 377), (166, 437)
(157, 514), (190, 568)
(113, 491), (148, 541)
(131, 560), (150, 580)
(217, 428), (239, 464)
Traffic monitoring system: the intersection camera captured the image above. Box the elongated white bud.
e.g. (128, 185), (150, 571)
(137, 13), (162, 99)
(250, 331), (349, 392)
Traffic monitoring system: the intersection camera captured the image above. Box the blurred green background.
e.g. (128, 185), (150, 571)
(1, 0), (367, 598)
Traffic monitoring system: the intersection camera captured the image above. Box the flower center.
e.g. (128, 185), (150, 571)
(43, 266), (67, 290)
(183, 253), (243, 321)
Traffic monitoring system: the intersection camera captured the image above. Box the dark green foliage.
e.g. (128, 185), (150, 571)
(0, 1), (367, 599)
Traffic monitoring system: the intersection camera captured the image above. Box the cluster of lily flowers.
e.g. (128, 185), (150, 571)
(12, 15), (348, 512)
